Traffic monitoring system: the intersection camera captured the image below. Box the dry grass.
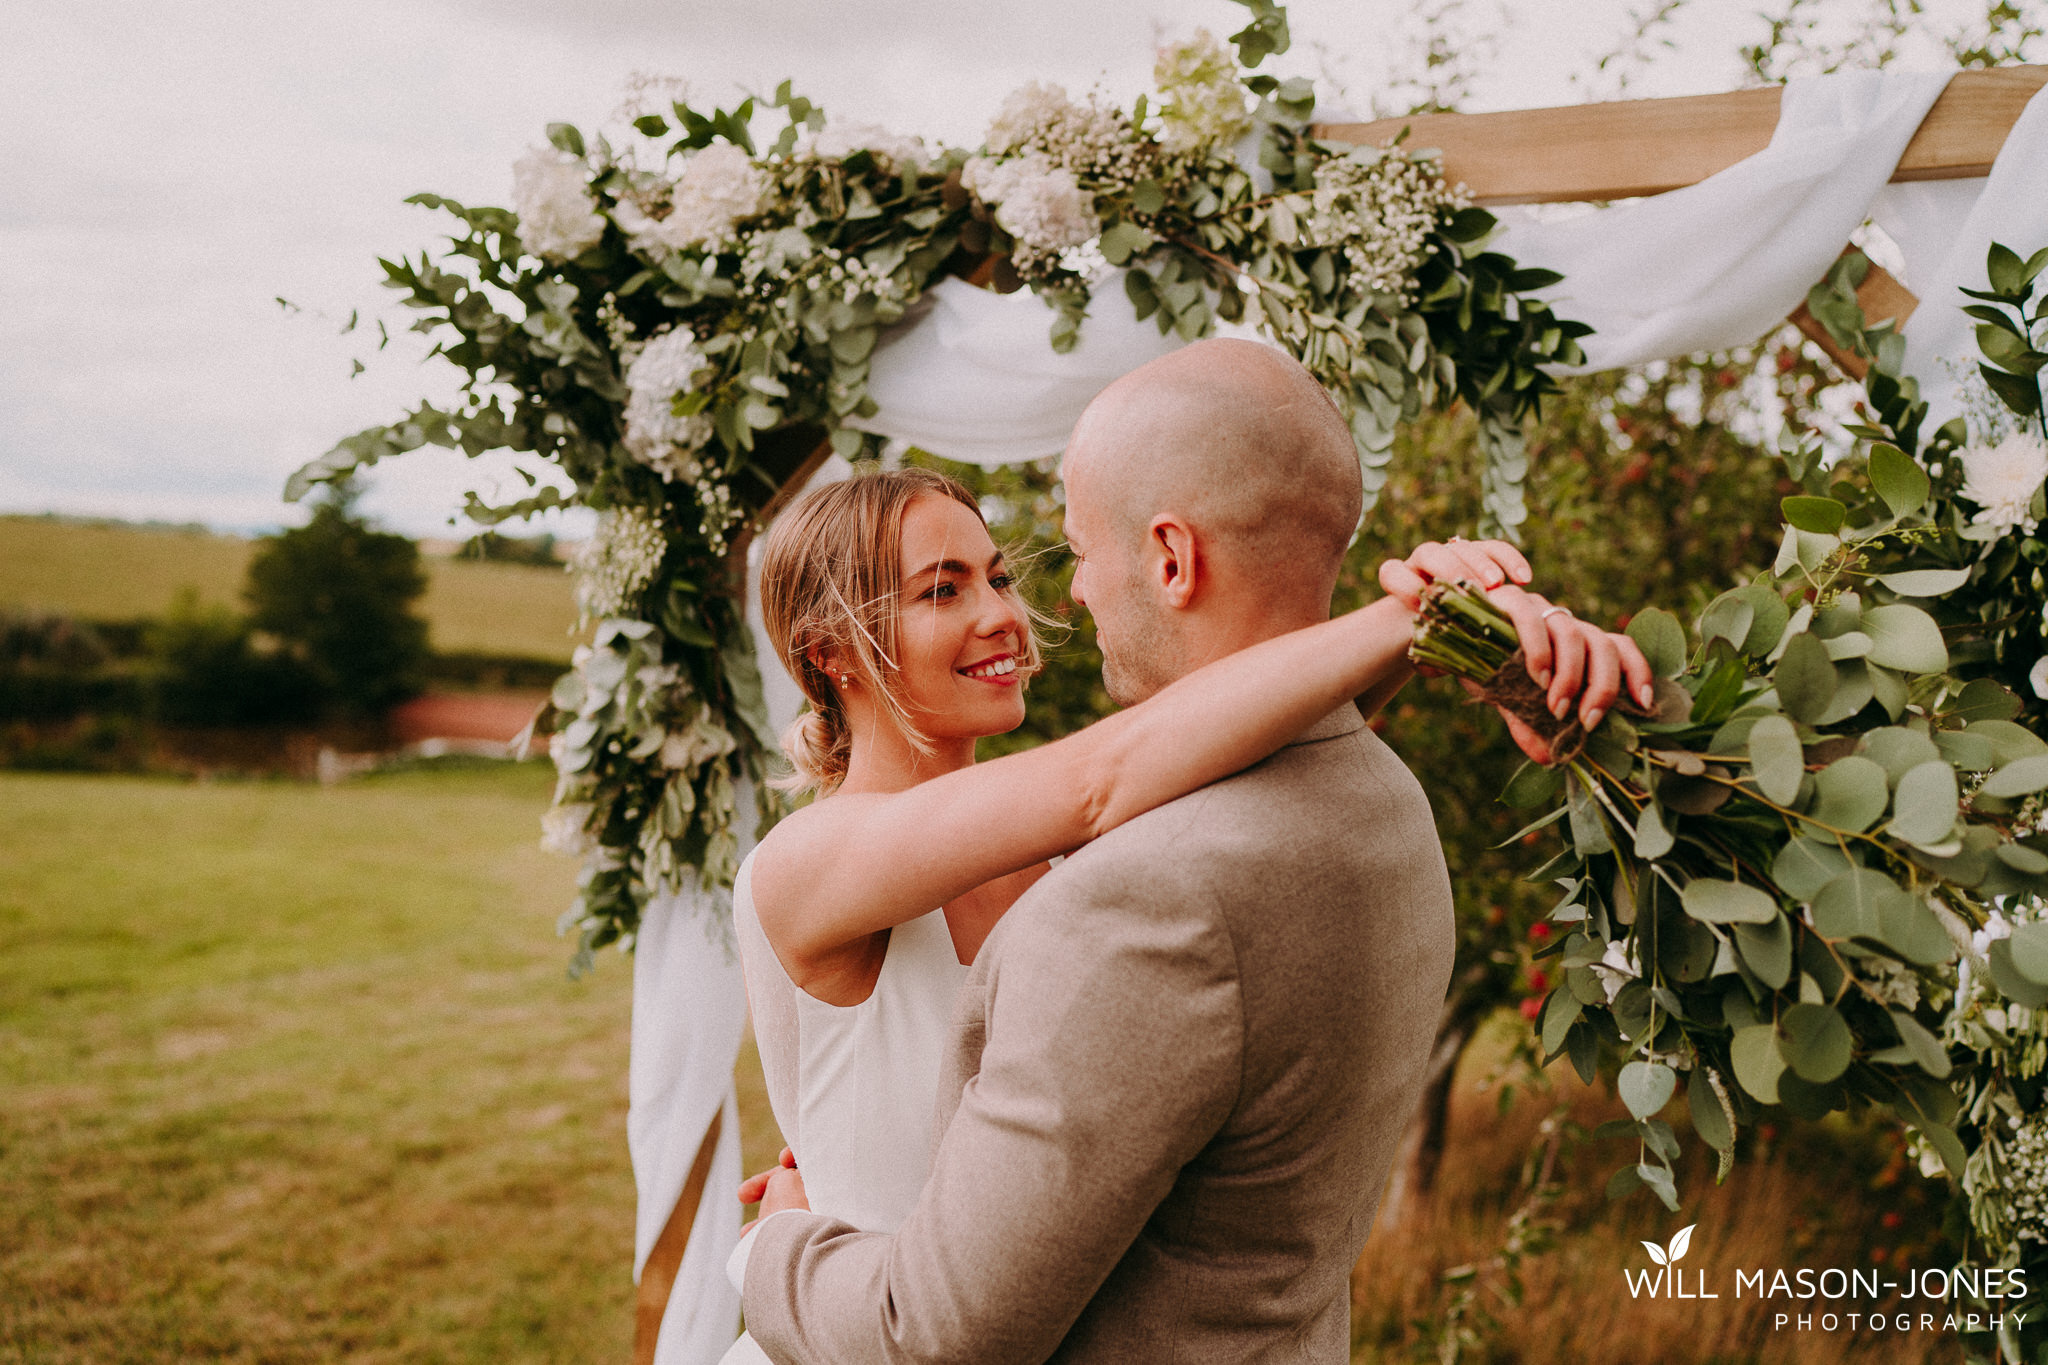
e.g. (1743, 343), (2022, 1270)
(0, 515), (578, 660)
(1350, 1018), (1955, 1364)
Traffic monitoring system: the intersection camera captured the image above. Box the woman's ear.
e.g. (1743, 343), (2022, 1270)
(808, 646), (855, 691)
(1148, 515), (1201, 610)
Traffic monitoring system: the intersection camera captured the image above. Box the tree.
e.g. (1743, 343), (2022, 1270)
(244, 480), (430, 718)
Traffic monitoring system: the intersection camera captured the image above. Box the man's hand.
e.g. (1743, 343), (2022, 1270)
(759, 1165), (810, 1220)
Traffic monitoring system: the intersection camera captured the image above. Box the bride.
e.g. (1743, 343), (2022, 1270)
(720, 464), (1629, 1358)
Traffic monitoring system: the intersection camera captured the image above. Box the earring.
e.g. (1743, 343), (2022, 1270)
(837, 673), (851, 688)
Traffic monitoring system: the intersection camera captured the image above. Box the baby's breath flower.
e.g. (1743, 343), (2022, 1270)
(572, 507), (668, 622)
(981, 81), (1150, 189)
(1298, 148), (1468, 302)
(2003, 1113), (2048, 1241)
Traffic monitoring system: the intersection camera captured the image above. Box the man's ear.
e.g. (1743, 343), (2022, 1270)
(1147, 514), (1201, 610)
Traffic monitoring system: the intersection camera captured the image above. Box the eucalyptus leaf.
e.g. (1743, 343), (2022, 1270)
(1888, 761), (1959, 849)
(1680, 877), (1779, 925)
(1867, 443), (1931, 518)
(1688, 1066), (1736, 1152)
(1773, 837), (1854, 900)
(1731, 1023), (1785, 1104)
(1860, 605), (1948, 674)
(1634, 801), (1676, 859)
(1807, 755), (1889, 833)
(2010, 921), (2048, 986)
(1747, 714), (1804, 805)
(1781, 495), (1846, 534)
(1734, 913), (1793, 989)
(1983, 754), (2048, 799)
(1626, 608), (1688, 679)
(1886, 1009), (1952, 1078)
(1777, 1002), (1853, 1083)
(1876, 568), (1970, 597)
(1774, 631), (1836, 724)
(1619, 1060), (1677, 1120)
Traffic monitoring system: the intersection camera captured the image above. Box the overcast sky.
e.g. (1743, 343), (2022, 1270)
(0, 0), (2000, 537)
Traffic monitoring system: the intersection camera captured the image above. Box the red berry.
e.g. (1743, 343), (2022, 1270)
(1529, 923), (1553, 942)
(1519, 995), (1544, 1022)
(1881, 1211), (1903, 1230)
(1527, 970), (1550, 995)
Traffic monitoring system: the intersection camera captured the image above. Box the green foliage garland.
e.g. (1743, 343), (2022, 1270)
(294, 1), (1585, 970)
(1413, 244), (2048, 1341)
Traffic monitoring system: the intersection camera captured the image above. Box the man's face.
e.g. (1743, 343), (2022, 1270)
(1063, 451), (1177, 707)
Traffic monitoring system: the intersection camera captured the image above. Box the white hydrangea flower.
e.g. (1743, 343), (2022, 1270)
(572, 506), (668, 622)
(613, 144), (767, 253)
(511, 147), (607, 261)
(2031, 653), (2048, 701)
(964, 152), (1100, 271)
(622, 328), (715, 481)
(1154, 29), (1252, 156)
(985, 81), (1079, 156)
(810, 120), (927, 172)
(540, 802), (599, 857)
(1958, 430), (2048, 535)
(667, 144), (767, 245)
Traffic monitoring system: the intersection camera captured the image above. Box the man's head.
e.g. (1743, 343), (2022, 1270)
(1061, 338), (1363, 705)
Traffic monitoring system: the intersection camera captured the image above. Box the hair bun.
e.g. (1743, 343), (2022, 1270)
(777, 707), (850, 794)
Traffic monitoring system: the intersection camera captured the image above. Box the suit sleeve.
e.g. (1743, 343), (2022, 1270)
(743, 856), (1243, 1364)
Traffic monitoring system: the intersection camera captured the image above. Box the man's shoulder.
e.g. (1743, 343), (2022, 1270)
(1023, 707), (1441, 914)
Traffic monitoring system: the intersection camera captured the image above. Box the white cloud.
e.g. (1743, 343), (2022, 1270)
(0, 0), (2003, 537)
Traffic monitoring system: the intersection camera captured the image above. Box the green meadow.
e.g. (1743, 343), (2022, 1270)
(0, 516), (579, 662)
(0, 764), (783, 1364)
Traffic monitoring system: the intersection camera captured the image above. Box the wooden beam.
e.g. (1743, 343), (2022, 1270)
(1789, 257), (1919, 380)
(1315, 66), (2048, 205)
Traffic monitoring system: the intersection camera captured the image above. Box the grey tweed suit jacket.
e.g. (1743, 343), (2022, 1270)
(744, 704), (1456, 1364)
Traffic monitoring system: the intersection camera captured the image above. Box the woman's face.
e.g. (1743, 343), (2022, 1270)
(888, 493), (1028, 740)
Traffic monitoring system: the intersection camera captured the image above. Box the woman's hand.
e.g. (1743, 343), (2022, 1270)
(1378, 538), (1532, 607)
(738, 1145), (797, 1206)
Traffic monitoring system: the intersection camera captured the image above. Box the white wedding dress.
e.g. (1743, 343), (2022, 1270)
(720, 848), (969, 1363)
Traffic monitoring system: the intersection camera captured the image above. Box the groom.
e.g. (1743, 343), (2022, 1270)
(738, 338), (1645, 1362)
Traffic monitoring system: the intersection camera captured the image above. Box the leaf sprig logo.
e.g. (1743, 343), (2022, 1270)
(1641, 1223), (1694, 1269)
(1626, 1223), (1717, 1299)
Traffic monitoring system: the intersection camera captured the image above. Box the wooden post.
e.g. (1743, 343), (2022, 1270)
(633, 1109), (726, 1365)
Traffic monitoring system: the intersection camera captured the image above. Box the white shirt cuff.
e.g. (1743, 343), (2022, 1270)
(728, 1209), (805, 1293)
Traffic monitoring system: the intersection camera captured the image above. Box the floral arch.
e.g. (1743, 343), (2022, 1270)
(300, 5), (2048, 1357)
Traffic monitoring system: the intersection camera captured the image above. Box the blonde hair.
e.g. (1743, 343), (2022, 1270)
(759, 467), (1046, 796)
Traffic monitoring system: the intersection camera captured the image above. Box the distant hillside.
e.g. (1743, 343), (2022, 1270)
(0, 515), (580, 662)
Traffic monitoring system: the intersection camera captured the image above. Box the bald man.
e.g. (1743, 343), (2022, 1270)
(739, 339), (1644, 1364)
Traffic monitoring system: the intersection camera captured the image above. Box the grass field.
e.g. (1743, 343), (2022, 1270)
(1, 765), (1954, 1363)
(0, 516), (579, 661)
(0, 764), (782, 1364)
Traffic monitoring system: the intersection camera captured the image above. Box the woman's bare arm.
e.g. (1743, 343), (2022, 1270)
(752, 541), (1653, 966)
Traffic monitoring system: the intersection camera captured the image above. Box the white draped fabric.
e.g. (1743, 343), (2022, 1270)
(624, 68), (2048, 1360)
